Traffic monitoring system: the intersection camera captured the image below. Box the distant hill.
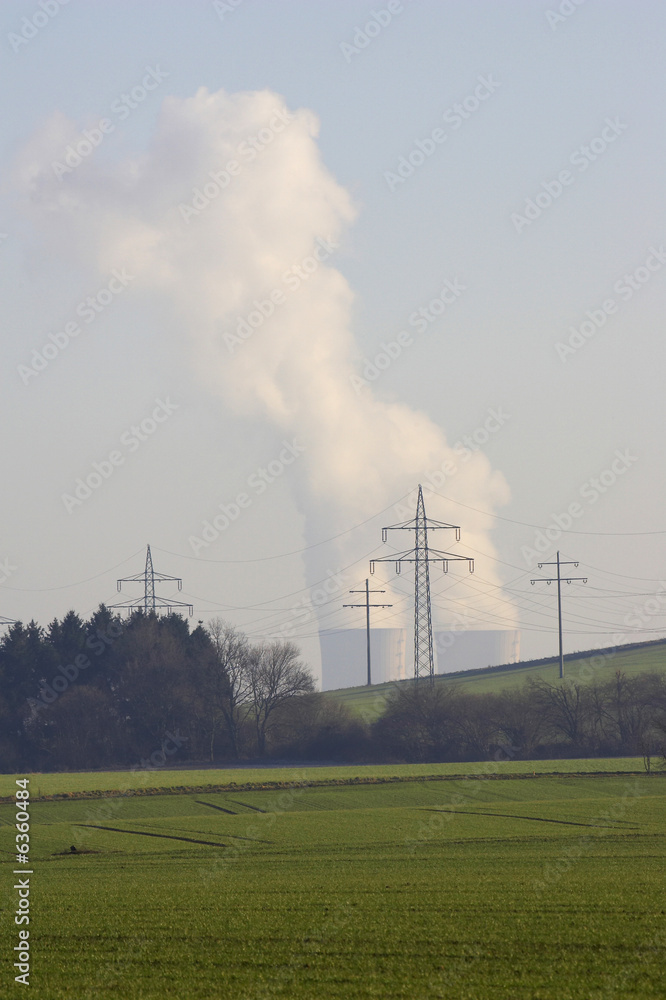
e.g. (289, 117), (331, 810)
(326, 637), (666, 720)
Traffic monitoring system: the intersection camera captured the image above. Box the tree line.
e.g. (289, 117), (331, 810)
(0, 609), (321, 771)
(0, 607), (664, 771)
(372, 671), (666, 766)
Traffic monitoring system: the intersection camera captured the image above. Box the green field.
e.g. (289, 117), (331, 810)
(328, 640), (666, 719)
(0, 757), (651, 801)
(1, 765), (665, 998)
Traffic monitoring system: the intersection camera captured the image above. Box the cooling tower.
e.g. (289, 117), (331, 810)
(319, 628), (408, 691)
(434, 629), (521, 674)
(320, 627), (521, 689)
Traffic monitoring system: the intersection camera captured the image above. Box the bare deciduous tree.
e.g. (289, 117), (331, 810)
(373, 681), (462, 762)
(530, 679), (593, 754)
(204, 618), (253, 759)
(247, 641), (315, 755)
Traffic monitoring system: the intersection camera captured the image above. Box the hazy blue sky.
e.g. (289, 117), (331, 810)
(1, 0), (665, 682)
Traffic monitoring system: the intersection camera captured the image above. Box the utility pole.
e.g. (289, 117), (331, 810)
(370, 484), (474, 683)
(110, 544), (193, 616)
(531, 551), (587, 679)
(343, 579), (392, 686)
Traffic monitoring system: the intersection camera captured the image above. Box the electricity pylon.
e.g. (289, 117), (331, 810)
(0, 616), (17, 627)
(370, 485), (474, 682)
(344, 579), (392, 686)
(531, 551), (587, 679)
(110, 544), (193, 616)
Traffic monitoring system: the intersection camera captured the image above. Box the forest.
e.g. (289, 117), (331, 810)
(0, 607), (664, 772)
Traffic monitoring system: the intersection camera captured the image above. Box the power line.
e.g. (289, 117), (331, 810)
(110, 544), (193, 616)
(426, 489), (666, 536)
(344, 579), (392, 686)
(0, 549), (145, 593)
(531, 551), (587, 679)
(371, 484), (473, 683)
(151, 492), (413, 565)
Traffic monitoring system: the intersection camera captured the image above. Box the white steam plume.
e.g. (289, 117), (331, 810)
(15, 87), (513, 638)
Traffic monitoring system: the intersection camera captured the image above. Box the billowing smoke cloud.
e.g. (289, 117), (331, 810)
(15, 86), (513, 634)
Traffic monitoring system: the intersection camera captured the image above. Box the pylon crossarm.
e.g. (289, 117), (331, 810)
(421, 547), (474, 565)
(382, 517), (461, 531)
(108, 597), (193, 615)
(116, 572), (182, 585)
(372, 551), (474, 572)
(107, 599), (145, 613)
(111, 545), (190, 615)
(371, 548), (419, 564)
(153, 573), (183, 586)
(151, 597), (193, 614)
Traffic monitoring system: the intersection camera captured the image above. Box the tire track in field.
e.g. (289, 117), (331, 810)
(425, 808), (639, 829)
(75, 823), (228, 847)
(192, 803), (276, 842)
(225, 799), (266, 813)
(195, 800), (237, 815)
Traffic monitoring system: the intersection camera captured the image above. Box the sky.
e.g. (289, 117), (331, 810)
(1, 0), (665, 686)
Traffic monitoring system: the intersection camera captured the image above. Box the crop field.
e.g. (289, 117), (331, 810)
(328, 640), (666, 718)
(0, 756), (649, 801)
(1, 765), (665, 998)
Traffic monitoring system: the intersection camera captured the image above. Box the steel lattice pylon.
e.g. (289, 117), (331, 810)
(413, 486), (434, 679)
(110, 544), (193, 616)
(370, 485), (474, 681)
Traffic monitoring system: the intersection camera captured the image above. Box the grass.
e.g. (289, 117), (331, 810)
(327, 639), (666, 718)
(1, 766), (665, 998)
(0, 756), (653, 800)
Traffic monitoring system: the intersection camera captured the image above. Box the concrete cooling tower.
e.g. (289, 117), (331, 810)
(319, 628), (408, 691)
(434, 629), (521, 674)
(320, 628), (520, 690)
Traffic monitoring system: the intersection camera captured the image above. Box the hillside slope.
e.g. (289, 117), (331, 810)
(326, 638), (666, 719)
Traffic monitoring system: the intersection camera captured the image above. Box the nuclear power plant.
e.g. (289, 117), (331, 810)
(320, 627), (521, 691)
